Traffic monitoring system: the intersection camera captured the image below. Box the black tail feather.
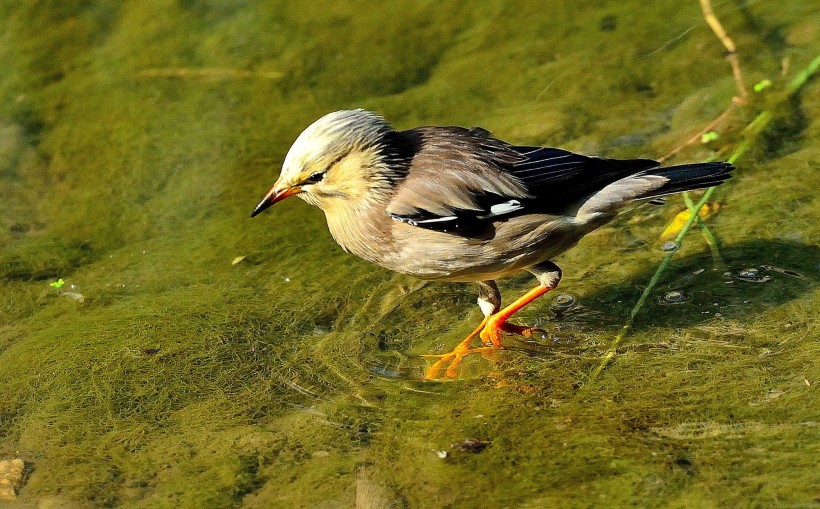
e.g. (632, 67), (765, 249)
(641, 162), (734, 200)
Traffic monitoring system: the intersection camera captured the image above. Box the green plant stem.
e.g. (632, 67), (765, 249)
(587, 54), (819, 384)
(682, 192), (723, 264)
(788, 54), (820, 92)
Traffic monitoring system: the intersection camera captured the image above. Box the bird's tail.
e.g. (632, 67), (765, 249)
(639, 161), (735, 200)
(576, 161), (734, 218)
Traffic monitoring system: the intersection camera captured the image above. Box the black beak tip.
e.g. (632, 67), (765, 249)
(250, 198), (271, 218)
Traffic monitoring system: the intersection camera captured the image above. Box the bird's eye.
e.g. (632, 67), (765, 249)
(306, 171), (325, 184)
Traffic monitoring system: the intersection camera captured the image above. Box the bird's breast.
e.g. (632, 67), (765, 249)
(323, 203), (394, 267)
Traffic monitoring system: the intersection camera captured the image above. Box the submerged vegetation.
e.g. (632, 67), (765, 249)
(0, 1), (818, 507)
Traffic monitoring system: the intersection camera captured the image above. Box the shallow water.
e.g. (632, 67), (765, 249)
(1, 1), (818, 507)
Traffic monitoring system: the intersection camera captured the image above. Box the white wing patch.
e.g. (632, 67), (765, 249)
(477, 199), (524, 219)
(412, 215), (458, 225)
(389, 199), (525, 231)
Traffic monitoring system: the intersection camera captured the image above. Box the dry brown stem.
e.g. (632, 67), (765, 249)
(662, 0), (748, 161)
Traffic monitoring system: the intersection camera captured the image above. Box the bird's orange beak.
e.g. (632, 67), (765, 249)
(250, 185), (302, 217)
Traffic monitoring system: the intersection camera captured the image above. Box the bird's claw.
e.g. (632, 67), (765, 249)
(424, 345), (498, 379)
(424, 314), (546, 380)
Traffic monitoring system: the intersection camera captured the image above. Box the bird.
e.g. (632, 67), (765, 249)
(251, 109), (733, 379)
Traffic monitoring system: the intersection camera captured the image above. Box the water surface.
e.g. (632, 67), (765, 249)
(0, 1), (818, 507)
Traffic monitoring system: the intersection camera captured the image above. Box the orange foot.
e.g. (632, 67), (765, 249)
(424, 284), (553, 380)
(423, 316), (492, 379)
(423, 318), (547, 379)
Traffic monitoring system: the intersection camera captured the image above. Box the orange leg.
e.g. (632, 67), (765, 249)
(480, 284), (553, 346)
(425, 282), (557, 379)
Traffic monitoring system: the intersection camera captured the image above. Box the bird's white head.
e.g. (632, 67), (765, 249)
(251, 109), (397, 216)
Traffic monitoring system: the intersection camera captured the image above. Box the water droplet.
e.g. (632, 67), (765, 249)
(738, 268), (758, 279)
(659, 290), (688, 304)
(551, 294), (576, 311)
(736, 268), (772, 283)
(661, 241), (679, 252)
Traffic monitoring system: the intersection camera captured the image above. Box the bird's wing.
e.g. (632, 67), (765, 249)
(385, 127), (660, 232)
(507, 146), (660, 200)
(386, 127), (531, 233)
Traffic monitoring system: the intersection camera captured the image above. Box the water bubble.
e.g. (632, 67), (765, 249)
(736, 267), (772, 283)
(550, 294), (577, 312)
(738, 268), (758, 279)
(661, 241), (679, 252)
(659, 290), (689, 305)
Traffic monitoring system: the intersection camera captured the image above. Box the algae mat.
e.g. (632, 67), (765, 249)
(1, 1), (818, 507)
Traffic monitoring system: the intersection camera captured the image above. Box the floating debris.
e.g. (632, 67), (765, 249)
(550, 294), (577, 312)
(735, 267), (772, 283)
(436, 450), (448, 459)
(60, 291), (85, 303)
(753, 78), (772, 92)
(659, 203), (721, 241)
(49, 278), (65, 288)
(761, 265), (806, 279)
(700, 131), (719, 143)
(659, 290), (689, 305)
(231, 255), (246, 265)
(455, 438), (490, 453)
(0, 458), (24, 501)
(661, 241), (679, 252)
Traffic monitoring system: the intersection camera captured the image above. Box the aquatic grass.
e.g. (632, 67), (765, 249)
(1, 0), (818, 506)
(588, 0), (820, 382)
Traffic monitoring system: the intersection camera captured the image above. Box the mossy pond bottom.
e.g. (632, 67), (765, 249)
(1, 1), (818, 507)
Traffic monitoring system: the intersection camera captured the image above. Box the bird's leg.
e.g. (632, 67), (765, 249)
(480, 261), (562, 346)
(425, 264), (560, 379)
(424, 281), (500, 379)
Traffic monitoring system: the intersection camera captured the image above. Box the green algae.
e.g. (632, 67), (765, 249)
(1, 1), (818, 507)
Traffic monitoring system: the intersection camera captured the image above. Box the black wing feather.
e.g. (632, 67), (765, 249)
(508, 146), (660, 197)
